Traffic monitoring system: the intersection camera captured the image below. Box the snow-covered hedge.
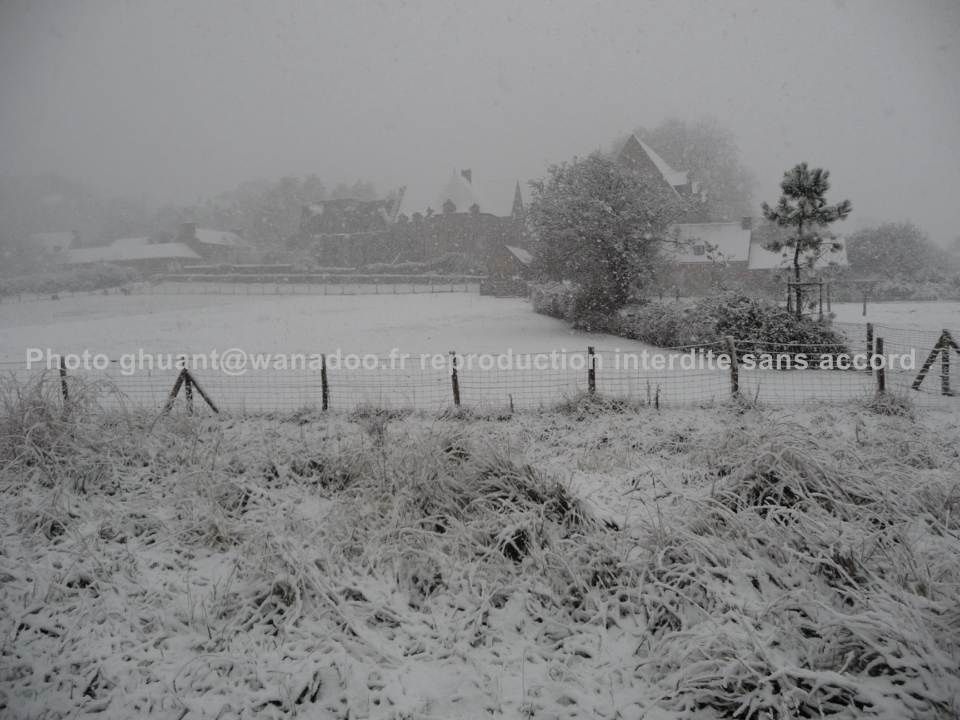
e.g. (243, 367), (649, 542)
(529, 281), (577, 321)
(360, 252), (479, 276)
(0, 264), (141, 297)
(614, 293), (849, 355)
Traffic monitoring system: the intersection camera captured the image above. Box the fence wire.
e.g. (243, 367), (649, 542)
(1, 321), (956, 414)
(2, 279), (482, 304)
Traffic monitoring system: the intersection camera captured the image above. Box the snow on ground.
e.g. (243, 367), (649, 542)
(831, 300), (960, 331)
(2, 403), (958, 718)
(0, 289), (645, 357)
(1, 291), (957, 412)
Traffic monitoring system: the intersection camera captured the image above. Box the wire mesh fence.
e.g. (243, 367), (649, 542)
(1, 279), (483, 304)
(1, 321), (956, 414)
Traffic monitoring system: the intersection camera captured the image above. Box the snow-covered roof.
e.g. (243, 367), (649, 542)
(616, 135), (689, 198)
(747, 235), (849, 270)
(57, 242), (201, 265)
(504, 245), (533, 265)
(636, 139), (689, 188)
(194, 229), (248, 247)
(669, 222), (752, 263)
(110, 236), (151, 249)
(436, 170), (487, 213)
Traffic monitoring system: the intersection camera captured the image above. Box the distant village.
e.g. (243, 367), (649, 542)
(21, 135), (848, 294)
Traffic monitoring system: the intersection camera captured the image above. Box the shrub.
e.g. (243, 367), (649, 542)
(614, 293), (848, 356)
(700, 293), (848, 356)
(0, 264), (141, 296)
(360, 252), (479, 275)
(530, 282), (577, 322)
(613, 302), (711, 347)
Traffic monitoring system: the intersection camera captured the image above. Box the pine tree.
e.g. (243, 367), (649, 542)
(761, 163), (852, 317)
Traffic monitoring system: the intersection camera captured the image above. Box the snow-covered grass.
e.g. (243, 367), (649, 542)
(2, 293), (957, 411)
(2, 293), (955, 359)
(0, 291), (642, 357)
(2, 377), (958, 718)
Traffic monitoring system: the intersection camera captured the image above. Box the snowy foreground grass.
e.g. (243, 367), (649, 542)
(1, 382), (959, 719)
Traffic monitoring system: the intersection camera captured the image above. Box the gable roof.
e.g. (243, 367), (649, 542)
(747, 235), (849, 270)
(636, 139), (689, 188)
(616, 135), (689, 197)
(110, 236), (151, 250)
(670, 222), (752, 263)
(194, 229), (248, 247)
(57, 242), (201, 265)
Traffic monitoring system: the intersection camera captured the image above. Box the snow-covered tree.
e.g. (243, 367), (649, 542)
(761, 163), (851, 316)
(847, 221), (958, 281)
(528, 152), (679, 323)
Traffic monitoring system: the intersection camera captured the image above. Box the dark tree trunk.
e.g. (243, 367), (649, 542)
(793, 219), (804, 318)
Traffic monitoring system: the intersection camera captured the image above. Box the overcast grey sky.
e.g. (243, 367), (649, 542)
(1, 0), (958, 242)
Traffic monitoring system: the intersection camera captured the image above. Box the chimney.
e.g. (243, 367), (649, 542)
(460, 168), (472, 184)
(741, 216), (753, 230)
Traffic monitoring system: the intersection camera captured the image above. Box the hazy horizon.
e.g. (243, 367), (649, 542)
(1, 0), (958, 243)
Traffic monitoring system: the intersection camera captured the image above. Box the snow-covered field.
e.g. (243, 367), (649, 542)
(0, 290), (630, 356)
(831, 300), (960, 331)
(2, 400), (958, 718)
(1, 294), (957, 716)
(1, 292), (957, 411)
(3, 292), (954, 358)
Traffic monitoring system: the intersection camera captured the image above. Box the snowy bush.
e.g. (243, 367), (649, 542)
(0, 264), (141, 296)
(615, 292), (848, 356)
(360, 252), (479, 275)
(613, 302), (710, 347)
(530, 281), (577, 322)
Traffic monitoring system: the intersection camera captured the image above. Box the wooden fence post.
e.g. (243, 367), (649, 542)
(587, 346), (596, 395)
(909, 330), (959, 396)
(184, 372), (194, 415)
(449, 351), (461, 406)
(59, 355), (69, 407)
(725, 336), (739, 397)
(320, 354), (329, 411)
(875, 337), (885, 395)
(185, 370), (219, 413)
(866, 323), (874, 375)
(941, 329), (953, 397)
(163, 370), (186, 413)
